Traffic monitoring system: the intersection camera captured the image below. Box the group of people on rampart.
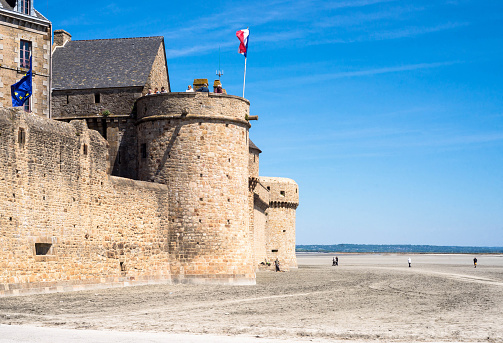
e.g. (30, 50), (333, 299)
(146, 86), (168, 95)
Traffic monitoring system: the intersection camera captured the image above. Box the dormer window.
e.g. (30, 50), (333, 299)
(18, 0), (31, 15)
(20, 0), (31, 15)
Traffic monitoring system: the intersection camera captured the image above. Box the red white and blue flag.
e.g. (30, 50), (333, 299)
(236, 28), (249, 58)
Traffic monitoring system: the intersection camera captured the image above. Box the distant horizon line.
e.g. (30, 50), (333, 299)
(297, 243), (503, 248)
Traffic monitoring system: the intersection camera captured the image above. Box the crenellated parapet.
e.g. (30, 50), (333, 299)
(259, 177), (299, 208)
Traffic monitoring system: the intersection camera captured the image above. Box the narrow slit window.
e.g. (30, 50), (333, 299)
(18, 128), (26, 146)
(271, 249), (278, 253)
(83, 144), (88, 155)
(94, 93), (101, 103)
(141, 143), (147, 158)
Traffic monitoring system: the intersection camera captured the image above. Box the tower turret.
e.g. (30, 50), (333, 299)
(136, 92), (254, 284)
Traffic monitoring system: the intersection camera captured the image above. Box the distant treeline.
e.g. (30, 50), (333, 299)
(296, 244), (503, 254)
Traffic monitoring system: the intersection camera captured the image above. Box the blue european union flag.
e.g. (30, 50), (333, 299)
(11, 56), (32, 107)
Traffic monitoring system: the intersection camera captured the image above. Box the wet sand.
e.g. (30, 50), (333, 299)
(1, 253), (502, 342)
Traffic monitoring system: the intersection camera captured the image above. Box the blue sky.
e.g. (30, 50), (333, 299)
(43, 0), (503, 246)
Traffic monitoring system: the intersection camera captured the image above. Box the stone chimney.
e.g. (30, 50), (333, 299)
(53, 30), (71, 49)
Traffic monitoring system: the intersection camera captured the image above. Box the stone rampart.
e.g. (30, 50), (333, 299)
(0, 108), (171, 296)
(136, 92), (255, 284)
(259, 177), (299, 269)
(253, 181), (269, 265)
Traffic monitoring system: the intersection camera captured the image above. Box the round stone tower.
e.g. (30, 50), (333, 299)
(259, 177), (299, 269)
(136, 92), (254, 284)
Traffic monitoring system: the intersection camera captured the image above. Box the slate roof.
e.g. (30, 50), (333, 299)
(249, 139), (262, 153)
(52, 36), (165, 90)
(0, 0), (49, 21)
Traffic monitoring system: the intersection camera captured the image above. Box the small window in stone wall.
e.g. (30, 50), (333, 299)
(18, 128), (26, 146)
(267, 186), (270, 191)
(66, 94), (69, 104)
(141, 143), (147, 158)
(280, 190), (285, 197)
(94, 93), (101, 103)
(83, 144), (88, 155)
(35, 243), (52, 255)
(271, 249), (278, 253)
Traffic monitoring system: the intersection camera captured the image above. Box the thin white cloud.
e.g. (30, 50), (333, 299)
(324, 0), (398, 10)
(369, 22), (470, 40)
(249, 61), (461, 88)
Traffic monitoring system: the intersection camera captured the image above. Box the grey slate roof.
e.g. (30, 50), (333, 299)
(52, 36), (164, 90)
(0, 0), (48, 21)
(249, 139), (262, 153)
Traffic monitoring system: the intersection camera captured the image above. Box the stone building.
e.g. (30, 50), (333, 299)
(51, 32), (170, 179)
(0, 0), (51, 116)
(0, 22), (299, 295)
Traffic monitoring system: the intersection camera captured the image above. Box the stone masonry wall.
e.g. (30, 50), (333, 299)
(259, 177), (299, 269)
(144, 43), (170, 94)
(0, 108), (170, 296)
(136, 92), (255, 283)
(253, 181), (269, 265)
(51, 87), (142, 179)
(0, 18), (51, 116)
(51, 87), (142, 119)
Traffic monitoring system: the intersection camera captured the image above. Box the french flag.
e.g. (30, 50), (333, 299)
(236, 28), (249, 58)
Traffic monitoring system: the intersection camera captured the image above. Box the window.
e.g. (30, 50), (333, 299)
(83, 144), (88, 155)
(35, 243), (52, 255)
(18, 128), (25, 146)
(94, 93), (101, 103)
(20, 40), (31, 68)
(20, 0), (30, 14)
(141, 143), (147, 158)
(280, 190), (285, 197)
(23, 98), (30, 112)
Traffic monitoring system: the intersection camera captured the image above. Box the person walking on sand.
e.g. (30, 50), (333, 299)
(335, 256), (338, 266)
(473, 257), (477, 268)
(332, 257), (336, 266)
(275, 258), (281, 272)
(408, 257), (411, 268)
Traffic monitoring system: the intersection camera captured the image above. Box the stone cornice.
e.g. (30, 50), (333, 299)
(136, 114), (251, 128)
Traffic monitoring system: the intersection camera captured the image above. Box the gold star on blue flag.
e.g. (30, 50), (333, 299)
(11, 56), (32, 107)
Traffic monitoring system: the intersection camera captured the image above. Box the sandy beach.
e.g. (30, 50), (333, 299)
(1, 253), (502, 342)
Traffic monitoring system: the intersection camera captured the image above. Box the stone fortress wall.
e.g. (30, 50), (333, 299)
(1, 27), (299, 294)
(0, 89), (299, 295)
(0, 108), (171, 296)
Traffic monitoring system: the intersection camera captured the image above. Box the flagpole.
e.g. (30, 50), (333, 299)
(243, 56), (247, 98)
